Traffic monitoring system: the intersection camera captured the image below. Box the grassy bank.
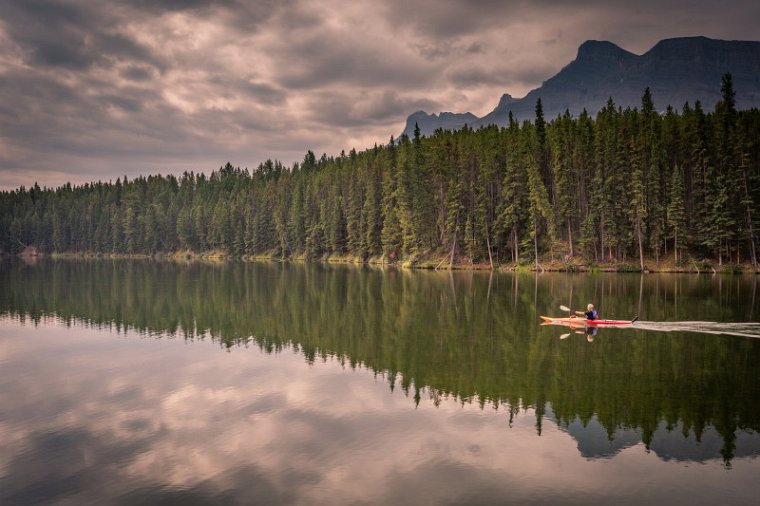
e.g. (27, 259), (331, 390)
(16, 249), (755, 273)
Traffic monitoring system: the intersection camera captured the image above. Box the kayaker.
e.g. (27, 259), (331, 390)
(576, 304), (598, 320)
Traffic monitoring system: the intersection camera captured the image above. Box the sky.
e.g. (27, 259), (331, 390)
(0, 0), (758, 190)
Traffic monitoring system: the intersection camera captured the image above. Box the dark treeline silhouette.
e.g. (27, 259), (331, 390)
(1, 261), (758, 464)
(1, 75), (758, 268)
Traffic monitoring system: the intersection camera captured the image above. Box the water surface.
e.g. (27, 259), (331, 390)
(1, 261), (758, 505)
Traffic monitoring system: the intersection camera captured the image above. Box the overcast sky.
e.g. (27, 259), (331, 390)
(1, 0), (758, 189)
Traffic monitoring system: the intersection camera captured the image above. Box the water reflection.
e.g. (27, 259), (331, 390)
(1, 260), (759, 503)
(541, 319), (602, 342)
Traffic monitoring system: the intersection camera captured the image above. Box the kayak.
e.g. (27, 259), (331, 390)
(540, 315), (636, 326)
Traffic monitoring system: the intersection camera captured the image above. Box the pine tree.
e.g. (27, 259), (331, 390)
(381, 137), (402, 260)
(667, 165), (687, 264)
(177, 206), (195, 250)
(629, 138), (647, 270)
(444, 176), (463, 266)
(497, 129), (527, 263)
(288, 180), (305, 252)
(524, 127), (554, 267)
(363, 165), (383, 257)
(551, 111), (576, 257)
(738, 148), (758, 268)
(534, 98), (552, 192)
(346, 175), (363, 255)
(395, 136), (417, 257)
(123, 201), (139, 254)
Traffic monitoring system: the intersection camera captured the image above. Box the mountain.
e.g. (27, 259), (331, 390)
(403, 36), (760, 137)
(405, 110), (478, 136)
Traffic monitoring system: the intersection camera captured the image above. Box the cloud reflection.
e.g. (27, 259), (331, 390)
(1, 319), (758, 504)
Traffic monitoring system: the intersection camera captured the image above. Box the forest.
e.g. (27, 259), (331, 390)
(1, 74), (758, 269)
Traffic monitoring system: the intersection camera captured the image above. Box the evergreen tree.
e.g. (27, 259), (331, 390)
(524, 127), (554, 267)
(667, 165), (687, 264)
(551, 111), (576, 256)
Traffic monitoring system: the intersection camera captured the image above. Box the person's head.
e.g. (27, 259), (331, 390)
(587, 303), (594, 311)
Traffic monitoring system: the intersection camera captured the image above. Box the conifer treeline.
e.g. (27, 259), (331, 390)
(1, 75), (758, 267)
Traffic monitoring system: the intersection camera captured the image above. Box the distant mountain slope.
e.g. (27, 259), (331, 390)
(403, 36), (760, 137)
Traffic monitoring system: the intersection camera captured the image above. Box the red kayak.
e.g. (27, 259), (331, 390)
(540, 315), (637, 326)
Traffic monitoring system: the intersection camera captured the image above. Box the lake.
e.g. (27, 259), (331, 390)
(1, 260), (759, 505)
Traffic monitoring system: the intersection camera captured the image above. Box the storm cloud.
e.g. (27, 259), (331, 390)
(0, 0), (758, 188)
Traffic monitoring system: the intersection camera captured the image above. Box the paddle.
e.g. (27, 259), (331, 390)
(560, 305), (583, 316)
(560, 305), (582, 318)
(559, 333), (571, 340)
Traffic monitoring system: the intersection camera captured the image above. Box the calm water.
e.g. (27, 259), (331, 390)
(1, 260), (759, 505)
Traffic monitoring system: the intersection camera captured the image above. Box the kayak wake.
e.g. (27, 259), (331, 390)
(542, 317), (760, 338)
(627, 321), (760, 339)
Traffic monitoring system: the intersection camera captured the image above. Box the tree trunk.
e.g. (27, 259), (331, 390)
(746, 217), (758, 269)
(674, 230), (678, 264)
(567, 218), (573, 257)
(449, 229), (457, 269)
(513, 229), (519, 264)
(742, 165), (758, 268)
(637, 221), (645, 272)
(485, 226), (494, 270)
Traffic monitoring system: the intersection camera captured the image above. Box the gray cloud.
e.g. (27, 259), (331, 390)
(0, 0), (163, 72)
(0, 0), (97, 69)
(205, 76), (288, 106)
(305, 90), (441, 127)
(446, 61), (559, 89)
(120, 65), (155, 82)
(125, 0), (237, 12)
(380, 0), (516, 39)
(266, 29), (439, 90)
(0, 0), (759, 188)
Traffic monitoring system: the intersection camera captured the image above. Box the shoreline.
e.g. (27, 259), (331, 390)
(6, 250), (758, 274)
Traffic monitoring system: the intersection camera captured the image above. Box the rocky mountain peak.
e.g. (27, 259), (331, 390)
(402, 37), (760, 138)
(497, 93), (516, 108)
(576, 39), (633, 60)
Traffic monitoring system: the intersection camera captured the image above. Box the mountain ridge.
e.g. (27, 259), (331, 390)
(403, 36), (760, 137)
